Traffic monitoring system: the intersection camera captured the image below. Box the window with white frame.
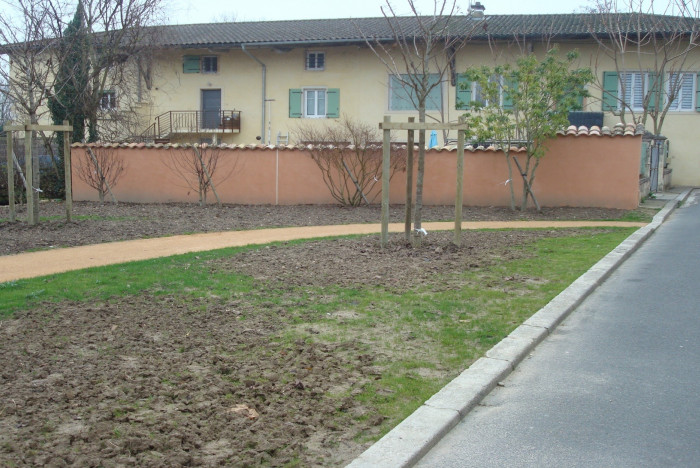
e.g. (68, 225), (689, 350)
(472, 75), (505, 107)
(306, 51), (325, 70)
(100, 91), (117, 110)
(619, 72), (646, 111)
(389, 74), (443, 111)
(304, 88), (327, 117)
(667, 72), (695, 111)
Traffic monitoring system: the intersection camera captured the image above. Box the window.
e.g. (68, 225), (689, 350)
(289, 88), (340, 118)
(183, 55), (218, 74)
(100, 91), (117, 110)
(619, 72), (646, 111)
(306, 51), (325, 71)
(202, 56), (218, 74)
(472, 75), (506, 107)
(668, 72), (695, 111)
(455, 74), (515, 110)
(389, 74), (443, 111)
(304, 89), (326, 117)
(604, 71), (698, 112)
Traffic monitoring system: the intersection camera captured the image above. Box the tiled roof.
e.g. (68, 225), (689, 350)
(153, 13), (698, 48)
(71, 123), (642, 151)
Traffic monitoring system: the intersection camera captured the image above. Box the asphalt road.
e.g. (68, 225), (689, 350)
(417, 190), (700, 467)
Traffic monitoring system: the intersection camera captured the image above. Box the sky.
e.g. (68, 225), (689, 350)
(169, 0), (594, 24)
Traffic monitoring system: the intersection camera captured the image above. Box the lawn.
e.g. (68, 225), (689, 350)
(0, 227), (637, 466)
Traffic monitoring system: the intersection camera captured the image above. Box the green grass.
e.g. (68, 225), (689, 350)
(612, 208), (657, 223)
(0, 227), (637, 442)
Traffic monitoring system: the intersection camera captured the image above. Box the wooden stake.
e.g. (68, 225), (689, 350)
(24, 123), (36, 225)
(381, 116), (391, 249)
(454, 117), (466, 246)
(405, 117), (414, 242)
(6, 125), (15, 222)
(63, 121), (73, 222)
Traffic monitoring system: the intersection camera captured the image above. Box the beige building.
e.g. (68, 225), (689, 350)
(9, 11), (700, 186)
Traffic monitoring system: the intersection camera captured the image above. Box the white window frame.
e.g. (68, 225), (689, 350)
(100, 90), (117, 110)
(667, 72), (696, 112)
(306, 51), (325, 71)
(472, 75), (504, 107)
(618, 72), (647, 112)
(303, 88), (327, 118)
(201, 55), (218, 74)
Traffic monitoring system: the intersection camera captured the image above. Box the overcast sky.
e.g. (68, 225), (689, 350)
(169, 0), (595, 24)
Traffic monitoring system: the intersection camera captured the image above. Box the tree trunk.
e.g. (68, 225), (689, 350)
(413, 105), (426, 247)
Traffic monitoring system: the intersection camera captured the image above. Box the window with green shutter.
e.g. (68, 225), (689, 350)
(502, 76), (517, 110)
(326, 89), (340, 118)
(183, 55), (201, 74)
(456, 74), (472, 110)
(289, 88), (340, 118)
(602, 71), (618, 111)
(289, 89), (302, 118)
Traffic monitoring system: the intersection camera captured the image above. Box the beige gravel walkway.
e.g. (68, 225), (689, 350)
(0, 220), (646, 283)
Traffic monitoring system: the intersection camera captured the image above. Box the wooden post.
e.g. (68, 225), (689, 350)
(454, 117), (466, 246)
(6, 126), (15, 222)
(24, 123), (37, 225)
(63, 120), (72, 222)
(381, 116), (391, 249)
(404, 117), (414, 242)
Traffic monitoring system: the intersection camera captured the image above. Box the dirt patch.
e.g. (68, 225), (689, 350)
(0, 228), (618, 466)
(216, 229), (583, 293)
(0, 201), (634, 255)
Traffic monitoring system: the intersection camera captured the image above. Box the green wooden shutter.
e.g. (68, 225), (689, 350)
(456, 74), (471, 110)
(575, 88), (584, 110)
(289, 89), (302, 118)
(183, 55), (201, 74)
(648, 73), (663, 111)
(696, 73), (700, 111)
(326, 89), (340, 118)
(602, 71), (618, 111)
(502, 76), (517, 110)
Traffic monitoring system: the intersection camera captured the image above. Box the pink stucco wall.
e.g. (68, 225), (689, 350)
(71, 133), (641, 209)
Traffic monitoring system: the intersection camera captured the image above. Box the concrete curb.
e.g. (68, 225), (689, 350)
(346, 188), (693, 468)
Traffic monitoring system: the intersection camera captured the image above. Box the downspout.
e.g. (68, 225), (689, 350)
(241, 44), (267, 144)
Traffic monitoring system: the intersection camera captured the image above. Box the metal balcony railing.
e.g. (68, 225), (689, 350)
(137, 110), (241, 142)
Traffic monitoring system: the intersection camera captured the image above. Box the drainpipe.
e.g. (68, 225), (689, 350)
(241, 44), (267, 145)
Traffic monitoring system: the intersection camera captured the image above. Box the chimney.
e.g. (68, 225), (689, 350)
(470, 2), (486, 19)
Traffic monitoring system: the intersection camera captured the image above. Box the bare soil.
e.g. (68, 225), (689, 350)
(0, 202), (641, 466)
(0, 201), (633, 256)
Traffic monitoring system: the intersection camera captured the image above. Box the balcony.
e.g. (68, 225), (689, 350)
(138, 110), (241, 143)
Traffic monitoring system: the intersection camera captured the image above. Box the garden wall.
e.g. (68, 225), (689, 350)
(71, 127), (642, 209)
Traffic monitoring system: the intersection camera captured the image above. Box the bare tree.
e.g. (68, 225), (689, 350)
(166, 144), (239, 206)
(75, 146), (125, 203)
(0, 0), (69, 125)
(64, 0), (163, 142)
(587, 0), (700, 135)
(0, 0), (71, 218)
(359, 0), (474, 244)
(295, 116), (407, 206)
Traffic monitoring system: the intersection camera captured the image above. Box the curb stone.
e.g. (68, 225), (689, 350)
(346, 188), (693, 468)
